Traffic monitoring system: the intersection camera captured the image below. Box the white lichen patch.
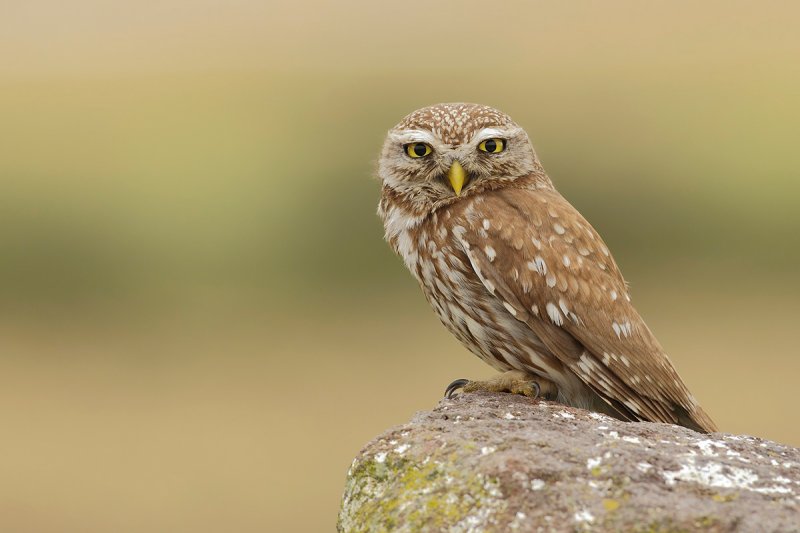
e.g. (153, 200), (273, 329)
(481, 446), (496, 455)
(483, 475), (503, 499)
(663, 457), (757, 489)
(530, 479), (545, 491)
(574, 509), (595, 523)
(695, 439), (728, 457)
(446, 474), (508, 533)
(374, 452), (388, 463)
(637, 462), (653, 473)
(503, 412), (517, 420)
(394, 444), (410, 455)
(754, 485), (793, 495)
(509, 511), (528, 531)
(558, 411), (575, 419)
(622, 436), (641, 444)
(660, 456), (796, 497)
(587, 478), (613, 491)
(347, 458), (358, 477)
(587, 456), (603, 470)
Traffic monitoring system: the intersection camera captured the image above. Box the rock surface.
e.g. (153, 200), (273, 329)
(338, 392), (800, 532)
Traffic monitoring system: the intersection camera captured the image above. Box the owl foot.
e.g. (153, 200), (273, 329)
(444, 370), (558, 400)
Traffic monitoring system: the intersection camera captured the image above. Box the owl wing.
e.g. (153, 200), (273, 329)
(450, 187), (717, 432)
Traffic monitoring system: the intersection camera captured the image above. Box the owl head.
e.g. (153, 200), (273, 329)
(378, 103), (551, 213)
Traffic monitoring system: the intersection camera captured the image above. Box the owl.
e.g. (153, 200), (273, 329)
(377, 103), (717, 433)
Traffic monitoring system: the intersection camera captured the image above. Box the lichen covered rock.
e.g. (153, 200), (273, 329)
(338, 392), (800, 532)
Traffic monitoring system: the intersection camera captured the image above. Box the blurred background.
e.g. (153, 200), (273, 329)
(1, 1), (799, 531)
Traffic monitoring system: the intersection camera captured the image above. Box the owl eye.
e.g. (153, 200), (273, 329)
(478, 138), (506, 154)
(405, 143), (432, 158)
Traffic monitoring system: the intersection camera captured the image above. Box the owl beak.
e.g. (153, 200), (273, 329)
(447, 160), (467, 196)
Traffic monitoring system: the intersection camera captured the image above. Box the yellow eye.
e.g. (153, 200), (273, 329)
(478, 138), (506, 153)
(405, 143), (432, 158)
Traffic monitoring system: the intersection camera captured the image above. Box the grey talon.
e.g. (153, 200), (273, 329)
(445, 378), (470, 399)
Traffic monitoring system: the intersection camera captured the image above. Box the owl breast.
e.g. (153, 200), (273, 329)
(399, 207), (565, 383)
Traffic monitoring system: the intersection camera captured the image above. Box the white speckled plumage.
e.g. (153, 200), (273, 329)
(377, 103), (717, 432)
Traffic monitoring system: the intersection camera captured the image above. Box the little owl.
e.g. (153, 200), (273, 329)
(377, 103), (717, 433)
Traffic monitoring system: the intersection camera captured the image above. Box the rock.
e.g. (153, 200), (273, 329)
(338, 391), (800, 532)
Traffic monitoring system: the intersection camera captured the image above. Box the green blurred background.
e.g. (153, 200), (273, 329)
(1, 1), (799, 531)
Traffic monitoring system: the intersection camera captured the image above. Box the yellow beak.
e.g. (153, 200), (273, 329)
(447, 160), (467, 196)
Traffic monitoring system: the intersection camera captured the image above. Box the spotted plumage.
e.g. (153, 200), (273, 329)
(378, 103), (717, 432)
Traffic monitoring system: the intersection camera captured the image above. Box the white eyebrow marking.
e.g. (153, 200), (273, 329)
(389, 129), (438, 144)
(472, 126), (522, 143)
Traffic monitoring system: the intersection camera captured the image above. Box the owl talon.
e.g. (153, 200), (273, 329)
(445, 378), (470, 399)
(443, 370), (557, 401)
(525, 381), (541, 399)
